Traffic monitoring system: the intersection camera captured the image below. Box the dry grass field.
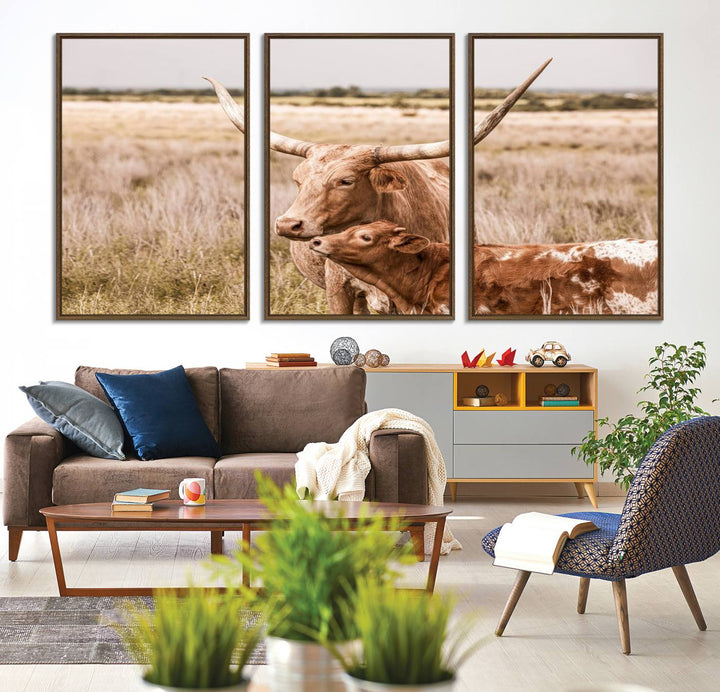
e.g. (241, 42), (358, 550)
(474, 109), (658, 245)
(268, 102), (450, 315)
(61, 99), (246, 316)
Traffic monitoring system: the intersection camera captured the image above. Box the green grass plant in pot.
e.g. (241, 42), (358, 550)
(119, 587), (262, 691)
(208, 473), (413, 692)
(573, 342), (712, 489)
(330, 579), (483, 691)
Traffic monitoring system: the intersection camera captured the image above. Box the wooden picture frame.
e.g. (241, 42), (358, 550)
(56, 33), (250, 320)
(263, 33), (455, 320)
(469, 33), (663, 319)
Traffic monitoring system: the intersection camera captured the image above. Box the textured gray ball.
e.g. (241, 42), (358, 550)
(475, 384), (490, 398)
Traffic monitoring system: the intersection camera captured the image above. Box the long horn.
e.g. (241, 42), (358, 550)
(473, 57), (552, 145)
(205, 76), (315, 158)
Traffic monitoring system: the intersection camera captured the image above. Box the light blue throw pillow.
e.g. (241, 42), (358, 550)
(20, 381), (125, 460)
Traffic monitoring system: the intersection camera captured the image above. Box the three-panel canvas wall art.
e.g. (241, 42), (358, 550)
(57, 33), (662, 321)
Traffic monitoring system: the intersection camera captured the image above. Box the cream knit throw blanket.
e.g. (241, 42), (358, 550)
(295, 408), (461, 556)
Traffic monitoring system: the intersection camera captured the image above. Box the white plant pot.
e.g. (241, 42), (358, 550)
(141, 677), (249, 691)
(265, 636), (345, 692)
(341, 672), (456, 692)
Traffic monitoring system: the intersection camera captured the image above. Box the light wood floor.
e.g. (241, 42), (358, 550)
(1, 495), (718, 692)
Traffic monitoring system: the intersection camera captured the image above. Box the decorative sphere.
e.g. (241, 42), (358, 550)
(557, 383), (571, 396)
(544, 383), (557, 396)
(365, 349), (382, 368)
(494, 392), (508, 406)
(475, 384), (490, 398)
(353, 353), (366, 367)
(380, 353), (390, 367)
(332, 349), (353, 366)
(330, 337), (359, 365)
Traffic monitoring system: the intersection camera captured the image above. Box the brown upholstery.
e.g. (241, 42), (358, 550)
(214, 453), (299, 499)
(74, 366), (220, 440)
(219, 367), (366, 454)
(53, 455), (216, 505)
(369, 429), (427, 504)
(3, 419), (66, 527)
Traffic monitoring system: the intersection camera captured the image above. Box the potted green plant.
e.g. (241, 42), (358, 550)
(330, 579), (483, 691)
(209, 474), (412, 692)
(574, 342), (712, 489)
(119, 587), (261, 691)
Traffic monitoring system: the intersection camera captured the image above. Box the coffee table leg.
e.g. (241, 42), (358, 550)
(425, 516), (446, 593)
(242, 524), (251, 587)
(46, 518), (68, 597)
(210, 531), (223, 555)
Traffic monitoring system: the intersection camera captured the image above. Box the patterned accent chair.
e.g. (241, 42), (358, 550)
(482, 416), (720, 654)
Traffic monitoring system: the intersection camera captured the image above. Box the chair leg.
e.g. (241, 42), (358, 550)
(8, 528), (23, 562)
(611, 579), (631, 655)
(577, 577), (590, 614)
(672, 565), (707, 631)
(495, 570), (531, 636)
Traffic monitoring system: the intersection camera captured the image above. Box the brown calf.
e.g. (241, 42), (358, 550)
(310, 220), (450, 315)
(473, 240), (658, 315)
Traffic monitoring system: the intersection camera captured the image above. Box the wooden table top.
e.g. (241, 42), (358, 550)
(40, 499), (452, 524)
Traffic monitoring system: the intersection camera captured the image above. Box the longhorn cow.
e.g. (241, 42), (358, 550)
(206, 59), (551, 315)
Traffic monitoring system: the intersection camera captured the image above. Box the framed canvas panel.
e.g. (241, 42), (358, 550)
(57, 33), (249, 319)
(469, 34), (663, 319)
(262, 33), (454, 319)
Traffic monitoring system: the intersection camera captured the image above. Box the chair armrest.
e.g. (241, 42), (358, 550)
(4, 418), (67, 527)
(367, 428), (427, 505)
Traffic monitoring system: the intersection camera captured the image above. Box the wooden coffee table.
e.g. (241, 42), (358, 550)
(40, 500), (451, 597)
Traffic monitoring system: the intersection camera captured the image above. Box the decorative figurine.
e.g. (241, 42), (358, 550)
(526, 341), (571, 368)
(461, 350), (484, 368)
(481, 351), (496, 367)
(497, 348), (517, 366)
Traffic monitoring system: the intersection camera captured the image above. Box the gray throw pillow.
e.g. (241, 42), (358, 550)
(20, 381), (125, 460)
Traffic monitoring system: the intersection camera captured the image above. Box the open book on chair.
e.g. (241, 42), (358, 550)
(493, 512), (599, 575)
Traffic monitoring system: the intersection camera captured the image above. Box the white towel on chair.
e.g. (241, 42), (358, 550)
(295, 408), (461, 556)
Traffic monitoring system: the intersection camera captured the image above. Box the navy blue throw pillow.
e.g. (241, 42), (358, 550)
(95, 366), (221, 460)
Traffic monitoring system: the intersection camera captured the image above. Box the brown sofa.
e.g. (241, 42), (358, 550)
(4, 366), (427, 561)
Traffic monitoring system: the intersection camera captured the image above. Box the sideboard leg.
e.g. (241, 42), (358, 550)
(573, 482), (585, 499)
(583, 482), (598, 508)
(448, 482), (458, 502)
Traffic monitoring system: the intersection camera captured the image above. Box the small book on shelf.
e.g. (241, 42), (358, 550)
(113, 488), (170, 504)
(493, 512), (599, 574)
(265, 354), (317, 367)
(269, 353), (312, 358)
(111, 501), (155, 512)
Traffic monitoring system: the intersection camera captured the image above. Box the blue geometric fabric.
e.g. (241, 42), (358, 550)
(482, 417), (720, 581)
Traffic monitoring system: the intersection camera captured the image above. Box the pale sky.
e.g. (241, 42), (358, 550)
(270, 37), (451, 90)
(474, 37), (659, 91)
(62, 37), (246, 90)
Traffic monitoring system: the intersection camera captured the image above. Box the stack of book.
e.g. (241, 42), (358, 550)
(111, 488), (170, 512)
(538, 396), (580, 407)
(265, 353), (317, 368)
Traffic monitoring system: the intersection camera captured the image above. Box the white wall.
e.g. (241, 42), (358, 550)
(2, 0), (720, 442)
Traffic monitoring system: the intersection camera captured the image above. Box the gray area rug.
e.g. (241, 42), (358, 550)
(0, 597), (266, 665)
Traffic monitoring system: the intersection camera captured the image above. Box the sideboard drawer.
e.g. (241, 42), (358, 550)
(453, 444), (594, 479)
(453, 410), (594, 445)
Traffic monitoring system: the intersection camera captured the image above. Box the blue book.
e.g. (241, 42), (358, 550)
(113, 488), (170, 503)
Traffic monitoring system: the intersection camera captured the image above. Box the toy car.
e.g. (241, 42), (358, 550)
(526, 341), (571, 368)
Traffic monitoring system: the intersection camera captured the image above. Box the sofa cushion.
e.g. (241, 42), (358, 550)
(53, 454), (216, 505)
(95, 366), (221, 460)
(75, 366), (220, 441)
(19, 381), (125, 460)
(213, 453), (299, 499)
(219, 367), (366, 454)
